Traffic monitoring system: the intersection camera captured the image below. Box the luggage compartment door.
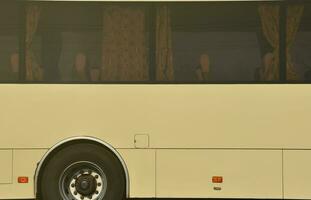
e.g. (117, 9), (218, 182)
(156, 149), (282, 199)
(0, 150), (12, 184)
(284, 150), (311, 199)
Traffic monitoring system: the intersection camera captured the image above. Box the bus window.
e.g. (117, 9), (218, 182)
(24, 3), (102, 82)
(0, 2), (20, 82)
(170, 2), (280, 82)
(287, 3), (311, 82)
(24, 2), (150, 83)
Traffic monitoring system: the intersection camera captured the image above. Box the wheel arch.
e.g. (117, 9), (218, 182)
(34, 136), (130, 199)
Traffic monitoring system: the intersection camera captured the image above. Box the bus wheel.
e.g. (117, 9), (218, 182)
(39, 142), (126, 200)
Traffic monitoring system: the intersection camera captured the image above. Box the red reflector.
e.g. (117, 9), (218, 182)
(18, 177), (29, 183)
(212, 176), (223, 183)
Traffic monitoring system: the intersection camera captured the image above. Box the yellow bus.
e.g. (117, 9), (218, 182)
(0, 0), (310, 199)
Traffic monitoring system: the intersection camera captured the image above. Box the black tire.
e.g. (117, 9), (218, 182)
(38, 142), (126, 200)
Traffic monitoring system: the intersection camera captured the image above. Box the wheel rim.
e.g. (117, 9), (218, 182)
(59, 161), (107, 200)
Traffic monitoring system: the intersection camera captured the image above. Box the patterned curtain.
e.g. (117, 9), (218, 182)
(286, 5), (304, 80)
(258, 4), (280, 81)
(25, 4), (42, 81)
(101, 6), (148, 81)
(156, 5), (174, 81)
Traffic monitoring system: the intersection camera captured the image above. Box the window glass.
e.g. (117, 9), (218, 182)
(25, 2), (150, 82)
(25, 3), (102, 82)
(9, 2), (288, 83)
(287, 3), (311, 82)
(0, 2), (20, 82)
(170, 2), (280, 82)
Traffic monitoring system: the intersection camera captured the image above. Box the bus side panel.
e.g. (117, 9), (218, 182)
(149, 85), (311, 149)
(0, 150), (12, 184)
(118, 149), (156, 198)
(284, 150), (311, 199)
(156, 149), (283, 199)
(1, 84), (311, 150)
(0, 149), (46, 199)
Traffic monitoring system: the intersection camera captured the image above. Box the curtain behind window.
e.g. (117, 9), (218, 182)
(25, 4), (42, 81)
(258, 4), (280, 81)
(287, 5), (304, 80)
(101, 5), (148, 81)
(156, 5), (174, 81)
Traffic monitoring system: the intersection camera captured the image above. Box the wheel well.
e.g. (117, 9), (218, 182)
(35, 137), (129, 199)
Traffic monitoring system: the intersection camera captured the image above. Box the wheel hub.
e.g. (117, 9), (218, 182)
(69, 170), (104, 200)
(75, 174), (97, 196)
(59, 161), (107, 200)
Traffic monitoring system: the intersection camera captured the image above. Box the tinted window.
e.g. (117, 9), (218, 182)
(25, 2), (150, 82)
(3, 1), (303, 84)
(0, 2), (20, 82)
(288, 3), (311, 82)
(171, 2), (280, 82)
(25, 3), (102, 82)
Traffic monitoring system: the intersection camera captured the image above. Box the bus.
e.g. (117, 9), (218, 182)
(0, 0), (311, 199)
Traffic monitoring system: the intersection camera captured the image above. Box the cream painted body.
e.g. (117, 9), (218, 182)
(0, 150), (12, 184)
(0, 84), (311, 199)
(156, 149), (283, 198)
(283, 150), (311, 199)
